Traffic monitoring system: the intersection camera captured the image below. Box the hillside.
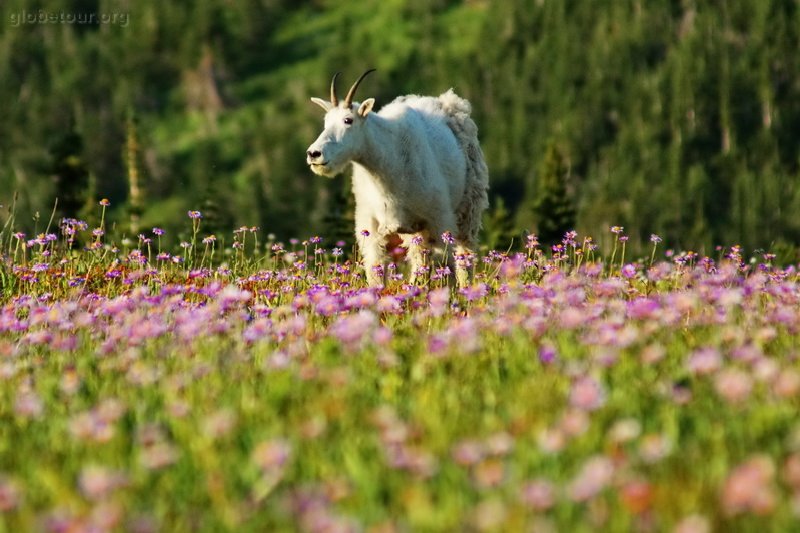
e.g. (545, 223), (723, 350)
(1, 0), (799, 253)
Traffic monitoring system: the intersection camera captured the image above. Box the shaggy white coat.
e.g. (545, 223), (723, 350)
(307, 87), (489, 287)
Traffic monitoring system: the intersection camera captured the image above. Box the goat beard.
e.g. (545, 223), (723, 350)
(309, 161), (347, 178)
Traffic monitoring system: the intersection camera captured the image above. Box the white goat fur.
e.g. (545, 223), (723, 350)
(307, 74), (489, 287)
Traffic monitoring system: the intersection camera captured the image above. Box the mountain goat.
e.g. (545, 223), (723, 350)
(307, 70), (489, 287)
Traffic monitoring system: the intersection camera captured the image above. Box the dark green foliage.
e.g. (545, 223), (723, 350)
(321, 178), (356, 248)
(199, 182), (233, 242)
(482, 196), (516, 252)
(1, 0), (800, 252)
(531, 143), (576, 246)
(49, 129), (89, 222)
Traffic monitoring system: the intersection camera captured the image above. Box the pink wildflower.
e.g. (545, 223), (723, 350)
(201, 409), (237, 440)
(567, 455), (614, 502)
(686, 347), (722, 375)
(714, 368), (753, 404)
(520, 479), (556, 511)
(452, 440), (485, 467)
(252, 438), (292, 472)
(139, 443), (179, 471)
(721, 455), (777, 516)
(673, 514), (710, 533)
(0, 476), (22, 511)
(569, 376), (606, 411)
(78, 465), (127, 501)
(774, 368), (800, 398)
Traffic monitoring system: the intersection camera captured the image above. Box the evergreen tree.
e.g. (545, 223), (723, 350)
(49, 129), (89, 221)
(482, 196), (516, 251)
(200, 183), (229, 243)
(321, 177), (356, 249)
(531, 142), (576, 247)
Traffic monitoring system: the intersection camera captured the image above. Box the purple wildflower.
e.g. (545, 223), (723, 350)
(538, 344), (557, 365)
(621, 263), (637, 278)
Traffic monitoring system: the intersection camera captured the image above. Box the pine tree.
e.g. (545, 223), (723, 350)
(482, 196), (516, 251)
(321, 177), (356, 249)
(531, 142), (576, 246)
(49, 129), (89, 220)
(200, 184), (225, 243)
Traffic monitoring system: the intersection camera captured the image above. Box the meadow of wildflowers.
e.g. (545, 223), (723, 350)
(2, 205), (800, 532)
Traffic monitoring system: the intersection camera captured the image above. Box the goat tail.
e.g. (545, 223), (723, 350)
(439, 89), (490, 246)
(458, 139), (490, 246)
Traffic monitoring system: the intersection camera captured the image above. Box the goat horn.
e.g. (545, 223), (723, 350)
(330, 72), (341, 107)
(344, 69), (376, 107)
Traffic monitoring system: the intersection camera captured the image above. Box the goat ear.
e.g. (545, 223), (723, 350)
(358, 98), (375, 117)
(310, 97), (332, 112)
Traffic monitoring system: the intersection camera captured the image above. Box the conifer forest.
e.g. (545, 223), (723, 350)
(2, 0), (799, 253)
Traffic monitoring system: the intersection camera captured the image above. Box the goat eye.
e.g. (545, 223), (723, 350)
(343, 117), (353, 125)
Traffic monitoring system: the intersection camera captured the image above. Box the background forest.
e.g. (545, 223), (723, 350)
(1, 0), (799, 255)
